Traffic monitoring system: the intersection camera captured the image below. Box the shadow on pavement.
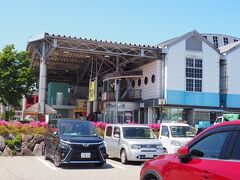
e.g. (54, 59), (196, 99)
(57, 162), (114, 170)
(108, 157), (143, 167)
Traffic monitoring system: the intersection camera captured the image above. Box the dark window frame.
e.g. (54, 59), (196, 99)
(106, 126), (113, 137)
(151, 74), (155, 83)
(144, 77), (148, 85)
(138, 78), (141, 87)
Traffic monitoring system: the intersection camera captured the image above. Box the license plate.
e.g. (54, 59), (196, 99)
(145, 153), (153, 158)
(81, 153), (91, 158)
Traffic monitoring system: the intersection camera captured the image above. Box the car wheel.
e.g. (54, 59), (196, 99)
(120, 149), (128, 164)
(143, 174), (159, 180)
(44, 146), (50, 160)
(143, 173), (161, 180)
(54, 150), (62, 167)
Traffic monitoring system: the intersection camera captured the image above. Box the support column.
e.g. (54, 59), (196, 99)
(148, 107), (153, 124)
(21, 95), (26, 120)
(115, 56), (120, 124)
(38, 42), (47, 115)
(93, 76), (98, 113)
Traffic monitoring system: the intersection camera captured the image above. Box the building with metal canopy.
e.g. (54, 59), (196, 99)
(26, 30), (240, 125)
(26, 33), (162, 123)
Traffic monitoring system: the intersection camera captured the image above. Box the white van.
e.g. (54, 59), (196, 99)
(159, 123), (195, 154)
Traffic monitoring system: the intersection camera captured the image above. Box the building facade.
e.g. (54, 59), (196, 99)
(27, 30), (240, 125)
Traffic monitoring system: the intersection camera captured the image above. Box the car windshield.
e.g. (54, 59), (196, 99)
(122, 127), (155, 139)
(59, 121), (97, 137)
(170, 126), (195, 138)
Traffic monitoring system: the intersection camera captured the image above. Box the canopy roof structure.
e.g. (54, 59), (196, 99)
(25, 103), (57, 115)
(27, 33), (162, 86)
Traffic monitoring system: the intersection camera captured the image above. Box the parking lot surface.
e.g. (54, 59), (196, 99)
(0, 156), (141, 180)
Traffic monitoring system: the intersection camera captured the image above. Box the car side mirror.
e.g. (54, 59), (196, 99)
(114, 134), (120, 138)
(177, 145), (189, 162)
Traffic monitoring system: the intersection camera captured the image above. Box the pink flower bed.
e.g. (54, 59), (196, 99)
(0, 120), (48, 128)
(91, 121), (160, 131)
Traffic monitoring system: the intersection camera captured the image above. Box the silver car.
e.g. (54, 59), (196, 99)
(104, 124), (164, 164)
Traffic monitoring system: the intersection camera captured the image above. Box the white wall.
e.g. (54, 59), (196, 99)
(226, 48), (240, 94)
(166, 38), (220, 93)
(202, 34), (240, 47)
(132, 60), (162, 100)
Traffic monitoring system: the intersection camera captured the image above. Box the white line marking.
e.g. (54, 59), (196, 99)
(36, 157), (58, 171)
(108, 162), (126, 169)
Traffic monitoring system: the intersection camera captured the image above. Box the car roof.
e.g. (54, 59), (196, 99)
(49, 119), (90, 123)
(209, 119), (240, 129)
(106, 124), (149, 128)
(185, 120), (240, 146)
(161, 122), (190, 127)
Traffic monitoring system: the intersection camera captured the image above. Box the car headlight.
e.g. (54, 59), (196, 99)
(60, 141), (71, 149)
(156, 144), (162, 149)
(131, 144), (141, 149)
(170, 140), (181, 146)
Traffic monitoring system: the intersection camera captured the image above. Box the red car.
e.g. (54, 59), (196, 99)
(140, 120), (240, 180)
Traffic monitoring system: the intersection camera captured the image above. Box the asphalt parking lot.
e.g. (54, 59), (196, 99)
(0, 156), (141, 180)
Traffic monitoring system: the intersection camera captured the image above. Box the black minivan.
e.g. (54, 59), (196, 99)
(44, 119), (106, 167)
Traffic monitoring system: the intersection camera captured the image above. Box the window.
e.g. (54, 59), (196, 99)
(230, 133), (240, 160)
(113, 127), (120, 137)
(223, 37), (228, 45)
(144, 77), (148, 85)
(138, 79), (141, 87)
(234, 39), (238, 42)
(186, 58), (203, 92)
(189, 132), (229, 159)
(106, 126), (112, 137)
(203, 36), (207, 39)
(161, 126), (169, 137)
(195, 79), (202, 92)
(213, 36), (218, 48)
(151, 74), (155, 83)
(48, 120), (58, 135)
(186, 79), (194, 91)
(132, 80), (135, 88)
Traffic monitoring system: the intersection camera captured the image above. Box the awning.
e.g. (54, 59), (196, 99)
(25, 103), (57, 115)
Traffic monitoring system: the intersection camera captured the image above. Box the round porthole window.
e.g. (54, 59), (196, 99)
(132, 80), (135, 88)
(138, 79), (141, 86)
(144, 77), (148, 85)
(151, 74), (155, 83)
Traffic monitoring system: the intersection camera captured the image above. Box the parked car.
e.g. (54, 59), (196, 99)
(44, 119), (106, 167)
(214, 114), (240, 125)
(104, 124), (164, 164)
(159, 122), (195, 154)
(140, 120), (240, 180)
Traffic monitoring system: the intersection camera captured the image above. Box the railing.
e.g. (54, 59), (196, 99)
(102, 89), (141, 101)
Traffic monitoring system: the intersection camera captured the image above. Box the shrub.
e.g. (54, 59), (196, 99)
(0, 126), (9, 136)
(0, 121), (47, 136)
(4, 134), (22, 155)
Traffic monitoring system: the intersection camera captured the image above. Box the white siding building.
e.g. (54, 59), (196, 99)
(219, 41), (240, 109)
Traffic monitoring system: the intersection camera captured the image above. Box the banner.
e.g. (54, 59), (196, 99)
(76, 99), (87, 113)
(89, 80), (95, 101)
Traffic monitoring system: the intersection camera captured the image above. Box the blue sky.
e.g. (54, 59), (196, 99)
(1, 0), (239, 51)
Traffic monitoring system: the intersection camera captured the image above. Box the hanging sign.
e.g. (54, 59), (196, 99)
(89, 80), (95, 101)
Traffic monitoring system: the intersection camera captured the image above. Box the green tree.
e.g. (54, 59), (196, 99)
(0, 45), (35, 107)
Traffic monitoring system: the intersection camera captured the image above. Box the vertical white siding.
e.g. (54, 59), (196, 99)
(226, 48), (240, 94)
(166, 39), (219, 93)
(132, 60), (162, 100)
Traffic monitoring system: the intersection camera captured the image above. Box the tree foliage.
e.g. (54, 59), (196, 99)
(0, 45), (35, 106)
